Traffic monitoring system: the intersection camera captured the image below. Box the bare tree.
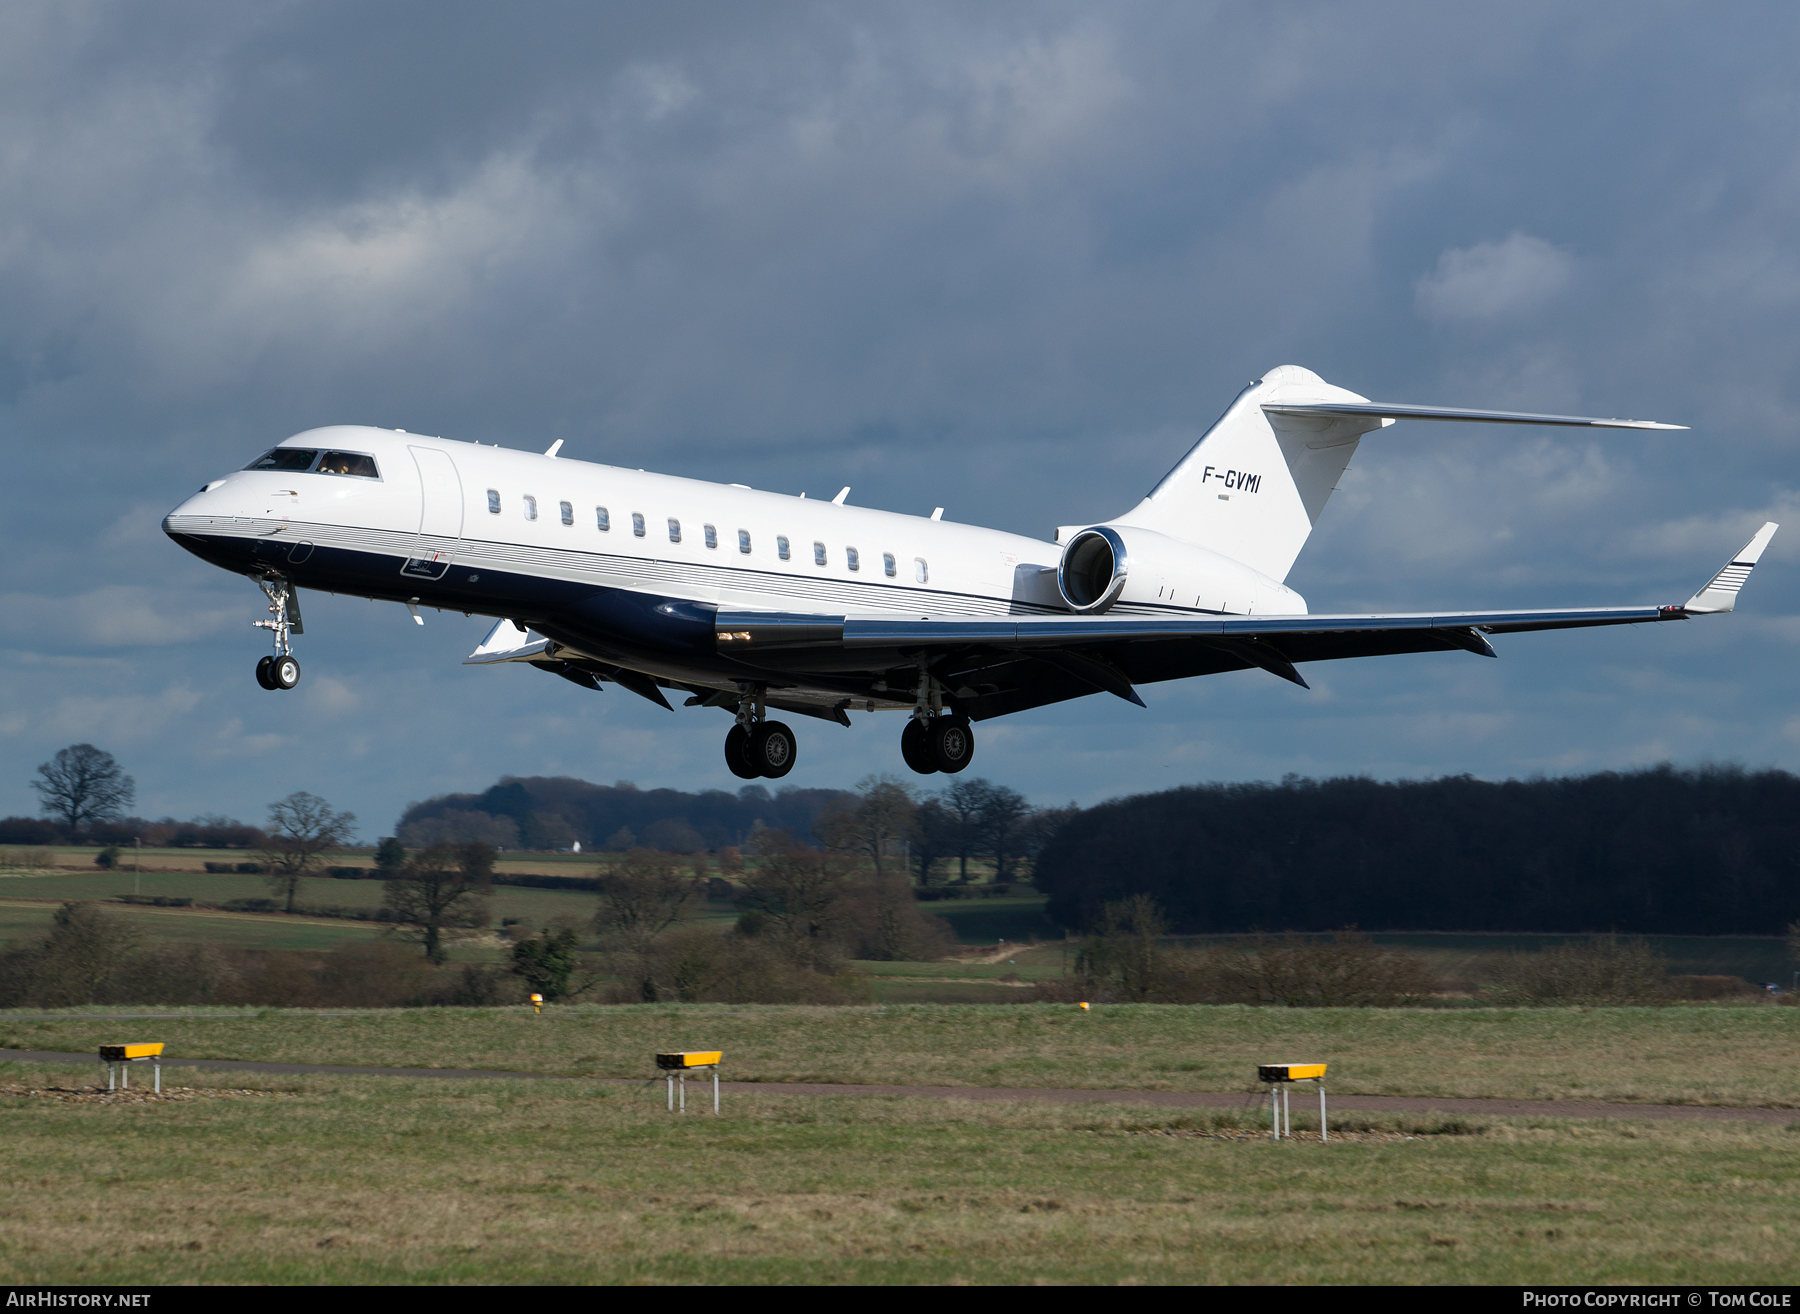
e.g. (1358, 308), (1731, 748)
(8, 902), (142, 1006)
(31, 745), (135, 832)
(259, 792), (358, 913)
(740, 830), (860, 971)
(593, 848), (695, 1000)
(973, 781), (1035, 882)
(818, 774), (916, 879)
(909, 798), (957, 885)
(1075, 894), (1170, 1002)
(939, 777), (988, 883)
(385, 842), (493, 963)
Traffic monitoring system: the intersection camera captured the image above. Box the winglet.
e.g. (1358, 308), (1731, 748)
(1683, 523), (1779, 614)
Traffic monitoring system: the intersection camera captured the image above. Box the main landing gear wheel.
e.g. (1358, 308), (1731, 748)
(724, 725), (759, 779)
(255, 656), (277, 690)
(901, 718), (938, 775)
(273, 655), (301, 690)
(747, 721), (797, 779)
(928, 715), (975, 774)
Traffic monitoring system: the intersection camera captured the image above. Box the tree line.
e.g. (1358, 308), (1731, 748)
(1035, 765), (1800, 936)
(0, 825), (962, 1008)
(395, 776), (852, 851)
(3, 744), (263, 848)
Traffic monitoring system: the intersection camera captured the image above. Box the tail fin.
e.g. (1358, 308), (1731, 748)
(1111, 366), (1386, 582)
(1111, 365), (1689, 583)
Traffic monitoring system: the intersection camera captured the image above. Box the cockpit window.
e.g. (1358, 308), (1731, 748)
(318, 451), (379, 478)
(246, 448), (318, 472)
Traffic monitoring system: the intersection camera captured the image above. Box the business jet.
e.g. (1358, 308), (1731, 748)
(162, 365), (1776, 780)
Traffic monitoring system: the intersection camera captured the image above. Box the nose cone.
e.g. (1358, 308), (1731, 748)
(163, 477), (255, 569)
(164, 478), (235, 527)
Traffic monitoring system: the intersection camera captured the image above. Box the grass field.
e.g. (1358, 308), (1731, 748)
(0, 899), (393, 953)
(6, 1003), (1797, 1108)
(0, 869), (606, 924)
(4, 846), (608, 874)
(2, 1058), (1796, 1285)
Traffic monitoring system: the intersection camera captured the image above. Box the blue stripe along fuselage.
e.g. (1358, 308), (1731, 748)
(166, 528), (891, 689)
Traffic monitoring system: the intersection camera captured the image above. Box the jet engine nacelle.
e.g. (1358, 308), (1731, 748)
(1056, 524), (1305, 616)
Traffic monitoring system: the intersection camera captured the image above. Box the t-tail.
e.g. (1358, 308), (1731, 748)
(1110, 365), (1687, 583)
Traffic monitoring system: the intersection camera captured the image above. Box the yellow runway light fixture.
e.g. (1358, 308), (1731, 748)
(1258, 1061), (1328, 1141)
(1078, 1002), (1089, 1011)
(1258, 1062), (1326, 1083)
(656, 1052), (722, 1113)
(529, 993), (543, 1014)
(99, 1043), (164, 1094)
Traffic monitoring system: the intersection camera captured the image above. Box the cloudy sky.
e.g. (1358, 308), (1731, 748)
(3, 1), (1798, 836)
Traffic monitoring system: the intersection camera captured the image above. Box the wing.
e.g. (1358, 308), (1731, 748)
(713, 524), (1778, 722)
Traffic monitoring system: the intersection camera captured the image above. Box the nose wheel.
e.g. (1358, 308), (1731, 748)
(251, 576), (303, 690)
(255, 653), (302, 690)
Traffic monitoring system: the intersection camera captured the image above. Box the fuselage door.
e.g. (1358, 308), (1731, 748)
(402, 445), (464, 580)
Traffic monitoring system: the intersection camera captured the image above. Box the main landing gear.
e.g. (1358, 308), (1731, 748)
(899, 673), (975, 775)
(724, 687), (796, 780)
(251, 576), (302, 691)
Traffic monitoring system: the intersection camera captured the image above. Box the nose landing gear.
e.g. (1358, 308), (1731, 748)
(723, 686), (796, 779)
(251, 576), (303, 691)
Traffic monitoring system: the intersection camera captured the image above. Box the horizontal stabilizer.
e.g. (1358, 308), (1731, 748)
(1683, 522), (1779, 614)
(1263, 401), (1686, 431)
(464, 618), (552, 664)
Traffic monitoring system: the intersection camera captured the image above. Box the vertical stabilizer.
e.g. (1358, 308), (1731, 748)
(1111, 366), (1388, 582)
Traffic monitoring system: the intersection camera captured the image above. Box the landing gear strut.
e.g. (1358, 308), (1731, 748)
(251, 576), (302, 691)
(899, 672), (974, 775)
(724, 686), (796, 779)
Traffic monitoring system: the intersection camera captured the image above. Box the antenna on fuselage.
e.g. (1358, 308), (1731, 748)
(544, 440), (563, 458)
(832, 487), (850, 505)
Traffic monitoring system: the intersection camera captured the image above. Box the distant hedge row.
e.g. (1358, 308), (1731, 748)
(1036, 766), (1800, 936)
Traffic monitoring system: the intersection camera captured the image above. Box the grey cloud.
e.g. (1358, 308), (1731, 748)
(1414, 233), (1576, 324)
(3, 3), (1800, 826)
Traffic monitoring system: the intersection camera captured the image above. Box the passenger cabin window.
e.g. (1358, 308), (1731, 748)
(915, 557), (929, 584)
(318, 451), (378, 478)
(703, 524), (717, 549)
(632, 513), (646, 537)
(487, 489), (501, 515)
(777, 536), (790, 561)
(846, 547), (860, 572)
(245, 448), (318, 472)
(738, 529), (751, 555)
(523, 495), (538, 521)
(596, 506), (610, 531)
(813, 541), (827, 567)
(559, 501), (573, 526)
(883, 553), (896, 578)
(667, 518), (681, 543)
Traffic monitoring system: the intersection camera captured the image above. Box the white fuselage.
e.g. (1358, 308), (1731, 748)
(168, 426), (1301, 617)
(163, 425), (1305, 702)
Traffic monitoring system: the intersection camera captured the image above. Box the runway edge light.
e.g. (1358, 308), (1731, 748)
(99, 1042), (165, 1094)
(1258, 1062), (1326, 1083)
(1257, 1062), (1328, 1142)
(656, 1052), (723, 1114)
